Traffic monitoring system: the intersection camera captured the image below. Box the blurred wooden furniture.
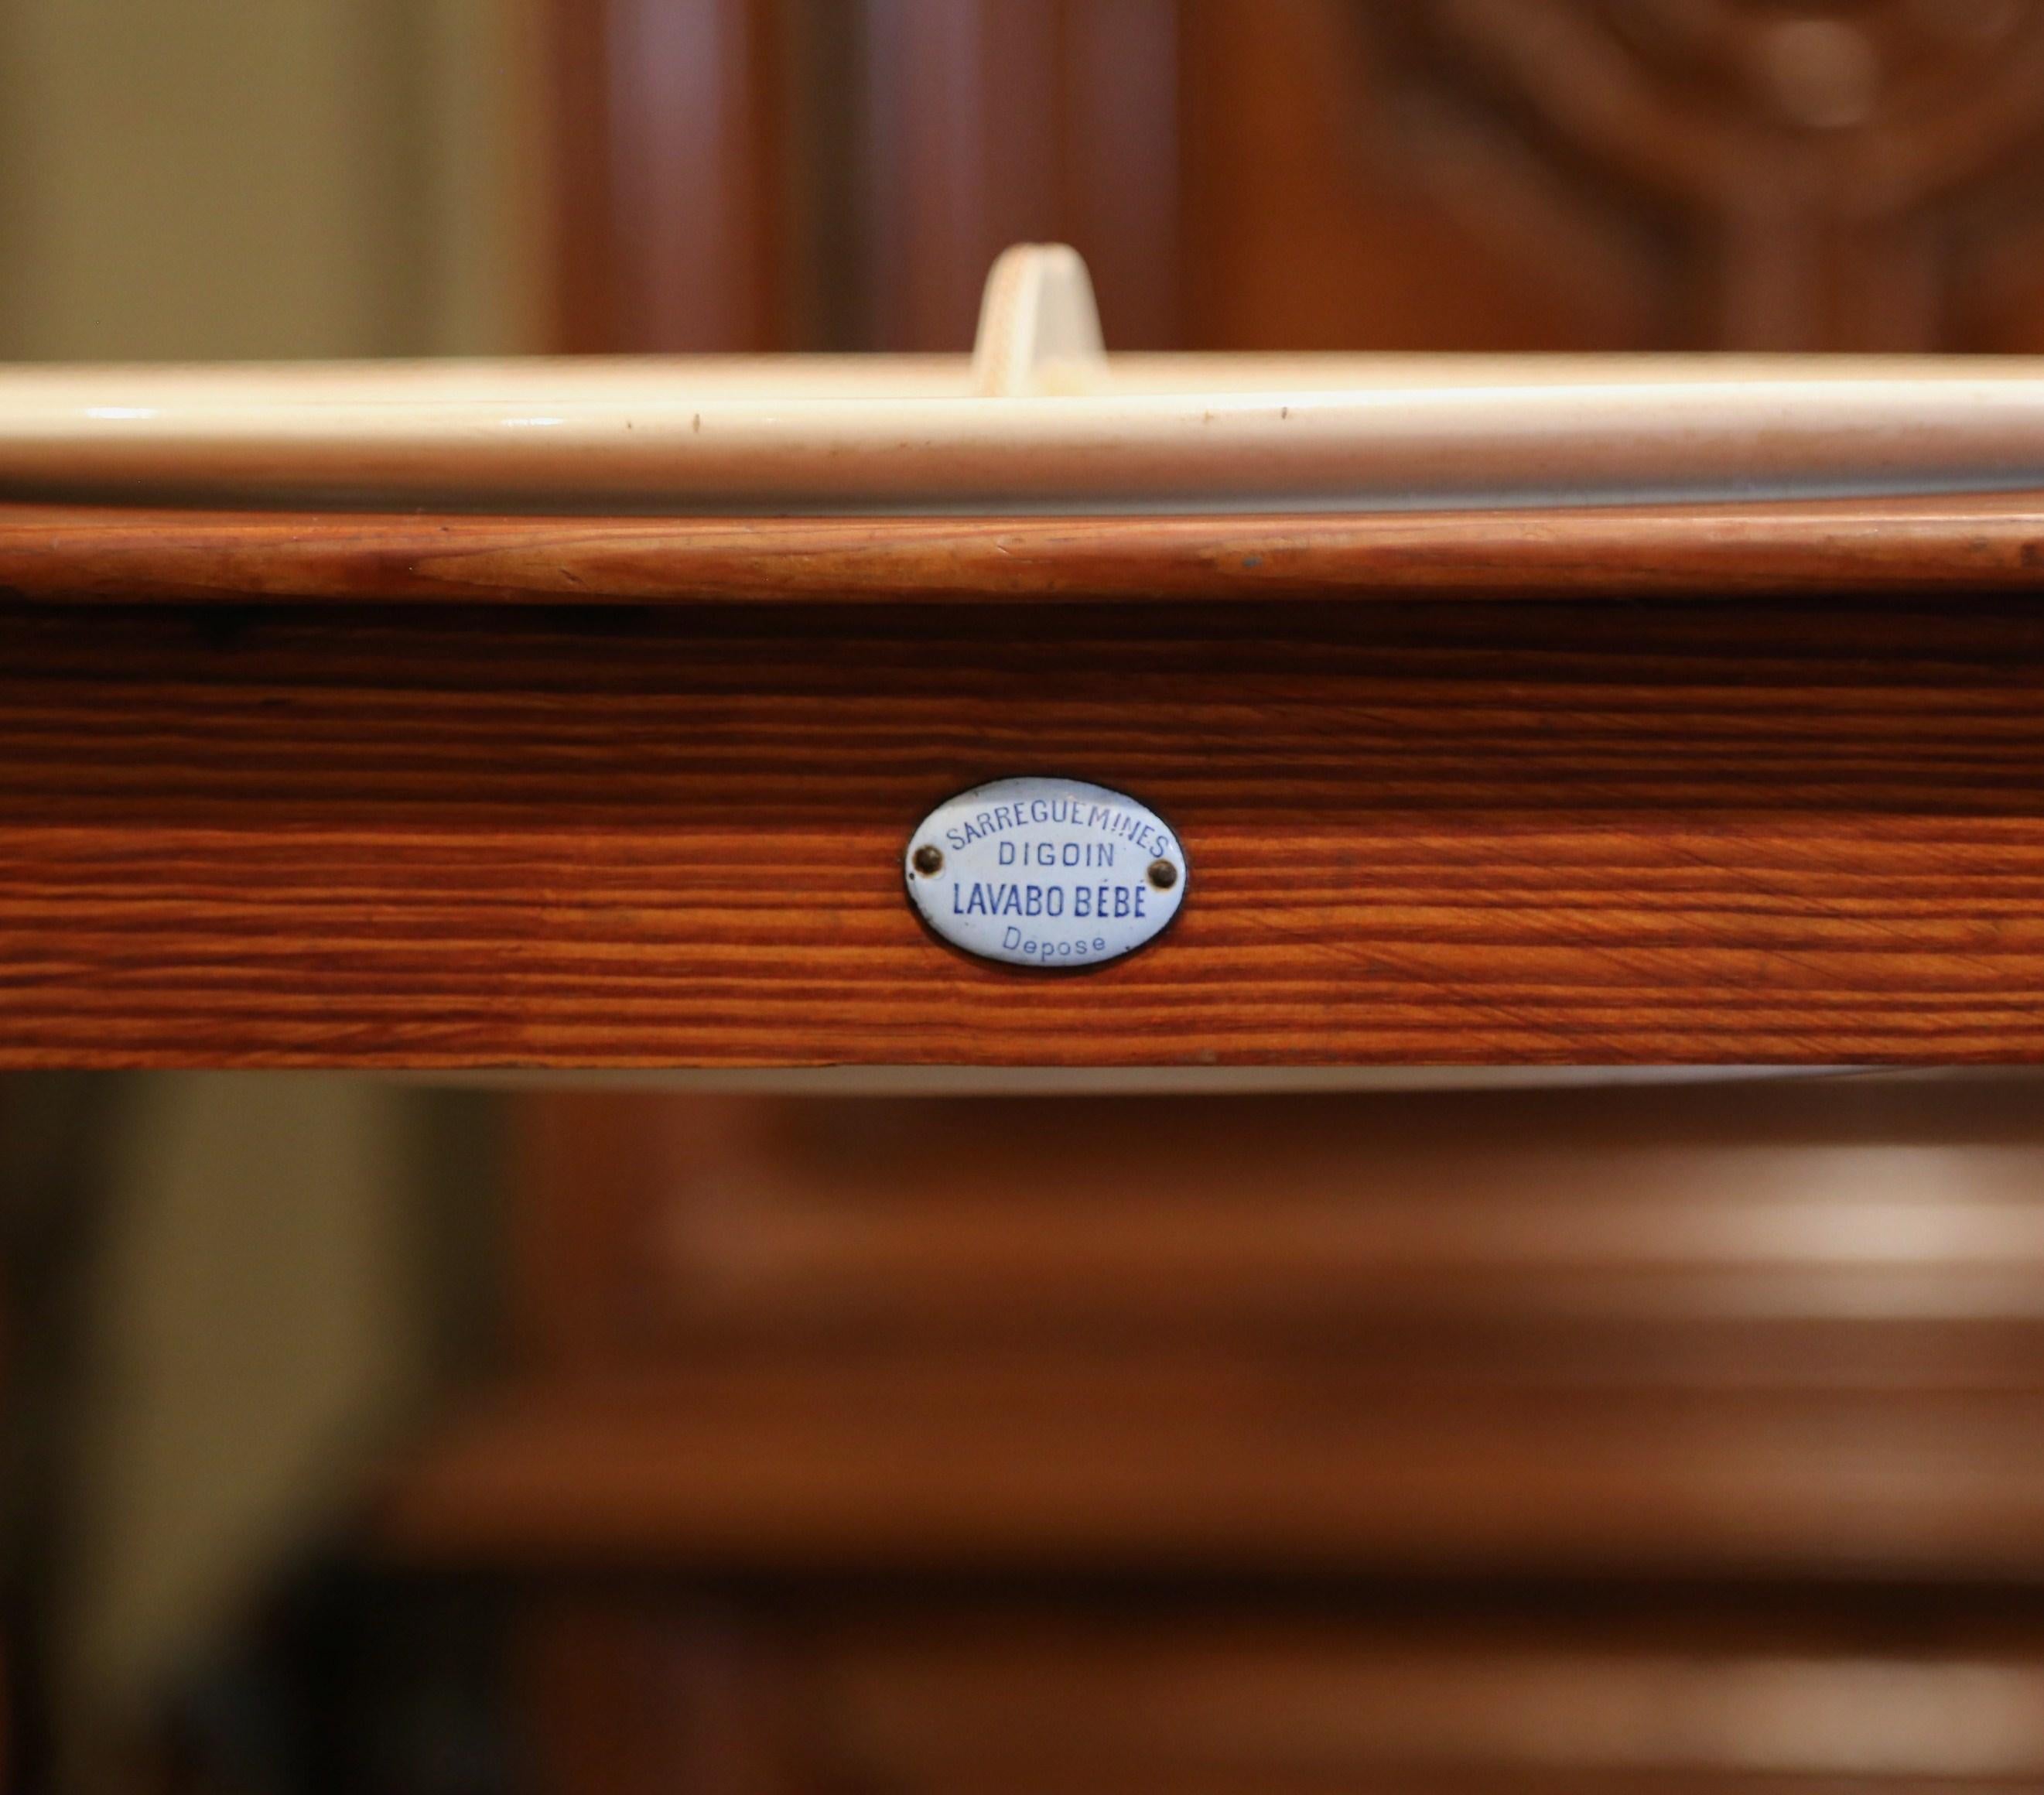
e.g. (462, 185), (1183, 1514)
(371, 1073), (2044, 1792)
(523, 1592), (2044, 1793)
(553, 0), (2044, 358)
(395, 1076), (2044, 1577)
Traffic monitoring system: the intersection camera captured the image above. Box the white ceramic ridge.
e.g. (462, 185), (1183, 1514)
(2, 244), (2042, 515)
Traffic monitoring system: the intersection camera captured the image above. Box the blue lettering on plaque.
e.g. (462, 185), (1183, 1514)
(904, 776), (1188, 971)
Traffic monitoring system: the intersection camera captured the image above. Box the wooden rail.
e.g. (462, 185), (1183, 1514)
(8, 501), (2044, 1066)
(0, 491), (2041, 605)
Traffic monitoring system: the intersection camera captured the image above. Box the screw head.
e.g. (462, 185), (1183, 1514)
(1147, 857), (1178, 890)
(911, 844), (944, 876)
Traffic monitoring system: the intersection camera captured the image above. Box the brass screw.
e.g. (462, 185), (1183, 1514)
(912, 844), (944, 876)
(1147, 858), (1178, 890)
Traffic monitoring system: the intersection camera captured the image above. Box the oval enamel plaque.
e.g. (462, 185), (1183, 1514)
(904, 777), (1188, 969)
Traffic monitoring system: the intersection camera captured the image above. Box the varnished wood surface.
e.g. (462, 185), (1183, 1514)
(0, 493), (2042, 605)
(10, 594), (2044, 1067)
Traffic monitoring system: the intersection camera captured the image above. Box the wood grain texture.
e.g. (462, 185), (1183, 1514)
(0, 494), (2042, 605)
(10, 593), (2044, 1067)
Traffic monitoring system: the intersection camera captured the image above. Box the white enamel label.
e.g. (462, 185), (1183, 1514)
(904, 777), (1188, 969)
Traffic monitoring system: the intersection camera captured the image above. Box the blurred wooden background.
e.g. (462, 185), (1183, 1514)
(547, 0), (2044, 357)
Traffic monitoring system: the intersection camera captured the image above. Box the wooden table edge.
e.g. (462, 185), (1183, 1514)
(2, 491), (2042, 604)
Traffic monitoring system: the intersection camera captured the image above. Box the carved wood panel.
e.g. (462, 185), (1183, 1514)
(547, 0), (2044, 354)
(1419, 0), (2044, 348)
(1183, 0), (2044, 350)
